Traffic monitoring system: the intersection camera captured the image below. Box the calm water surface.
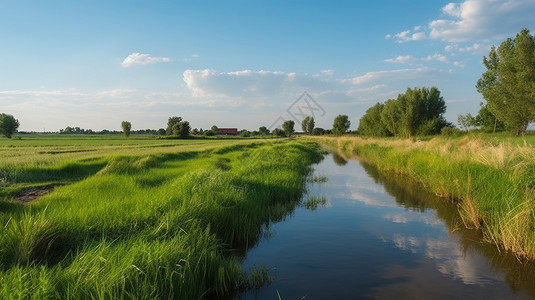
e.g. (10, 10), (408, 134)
(235, 154), (535, 299)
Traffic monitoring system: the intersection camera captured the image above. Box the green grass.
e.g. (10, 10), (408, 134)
(311, 134), (535, 260)
(0, 136), (323, 299)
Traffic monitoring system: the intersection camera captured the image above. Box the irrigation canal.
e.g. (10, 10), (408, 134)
(234, 153), (535, 299)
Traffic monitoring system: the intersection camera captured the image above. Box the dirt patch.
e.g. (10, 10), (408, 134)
(17, 188), (54, 203)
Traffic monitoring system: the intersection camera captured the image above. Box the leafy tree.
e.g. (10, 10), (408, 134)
(332, 114), (350, 136)
(272, 128), (286, 137)
(282, 120), (295, 137)
(258, 126), (270, 135)
(380, 99), (401, 136)
(457, 113), (476, 131)
(240, 130), (250, 137)
(166, 116), (183, 135)
(301, 116), (315, 134)
(0, 113), (19, 138)
(358, 103), (391, 136)
(211, 125), (219, 135)
(312, 127), (325, 135)
(166, 116), (190, 138)
(475, 102), (508, 133)
(476, 28), (535, 135)
(379, 87), (446, 137)
(157, 128), (166, 135)
(121, 121), (132, 137)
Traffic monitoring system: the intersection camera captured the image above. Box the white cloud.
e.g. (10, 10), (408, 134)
(393, 30), (426, 43)
(121, 52), (171, 67)
(384, 55), (418, 64)
(182, 69), (334, 98)
(390, 0), (535, 43)
(96, 89), (137, 98)
(342, 67), (444, 85)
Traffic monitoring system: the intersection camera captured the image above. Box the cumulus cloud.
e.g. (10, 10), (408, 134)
(121, 52), (171, 67)
(390, 0), (535, 43)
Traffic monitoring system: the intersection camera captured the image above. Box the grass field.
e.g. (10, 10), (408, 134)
(311, 133), (535, 260)
(0, 135), (323, 299)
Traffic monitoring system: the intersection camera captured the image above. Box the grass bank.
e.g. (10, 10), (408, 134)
(311, 135), (535, 260)
(0, 137), (323, 299)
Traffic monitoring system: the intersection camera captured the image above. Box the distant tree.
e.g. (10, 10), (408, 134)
(282, 120), (295, 137)
(166, 117), (182, 135)
(258, 126), (270, 135)
(301, 116), (315, 134)
(474, 102), (508, 133)
(166, 116), (190, 138)
(476, 28), (535, 135)
(457, 114), (473, 131)
(358, 103), (391, 137)
(379, 87), (446, 137)
(211, 125), (219, 135)
(121, 121), (132, 137)
(312, 127), (325, 135)
(204, 130), (215, 136)
(240, 130), (251, 137)
(272, 128), (286, 137)
(0, 113), (20, 138)
(332, 114), (350, 136)
(157, 128), (166, 135)
(173, 121), (191, 138)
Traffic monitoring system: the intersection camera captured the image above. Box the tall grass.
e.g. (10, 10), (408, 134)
(0, 138), (322, 299)
(311, 135), (535, 260)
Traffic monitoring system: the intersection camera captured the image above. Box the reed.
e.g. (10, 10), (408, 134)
(310, 135), (535, 260)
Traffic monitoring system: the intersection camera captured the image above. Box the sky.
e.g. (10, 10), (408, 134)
(1, 0), (534, 132)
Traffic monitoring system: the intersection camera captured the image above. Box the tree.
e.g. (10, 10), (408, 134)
(379, 87), (447, 137)
(475, 102), (508, 133)
(457, 113), (474, 131)
(476, 28), (535, 135)
(258, 126), (270, 135)
(312, 127), (325, 135)
(282, 120), (295, 137)
(121, 121), (132, 137)
(166, 116), (190, 138)
(272, 128), (286, 137)
(358, 103), (391, 136)
(211, 125), (219, 135)
(301, 116), (315, 134)
(166, 116), (183, 135)
(0, 113), (20, 138)
(173, 121), (191, 138)
(332, 114), (350, 136)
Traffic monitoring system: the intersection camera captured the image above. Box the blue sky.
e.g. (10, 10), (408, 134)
(1, 0), (534, 132)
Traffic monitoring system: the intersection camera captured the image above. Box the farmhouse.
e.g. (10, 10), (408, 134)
(218, 128), (238, 135)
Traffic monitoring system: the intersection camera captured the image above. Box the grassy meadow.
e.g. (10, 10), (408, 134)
(0, 135), (323, 299)
(311, 134), (535, 260)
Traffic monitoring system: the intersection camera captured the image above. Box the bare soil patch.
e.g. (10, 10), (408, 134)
(17, 188), (54, 203)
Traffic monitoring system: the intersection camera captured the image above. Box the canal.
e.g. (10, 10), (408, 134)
(235, 153), (535, 299)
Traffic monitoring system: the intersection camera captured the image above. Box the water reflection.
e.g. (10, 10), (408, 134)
(235, 154), (535, 299)
(358, 156), (535, 298)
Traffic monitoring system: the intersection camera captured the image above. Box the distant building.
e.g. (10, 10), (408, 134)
(218, 128), (238, 135)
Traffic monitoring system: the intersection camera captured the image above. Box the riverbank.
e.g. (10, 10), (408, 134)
(310, 135), (535, 260)
(0, 138), (323, 299)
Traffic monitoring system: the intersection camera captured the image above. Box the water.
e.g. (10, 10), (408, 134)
(235, 154), (535, 299)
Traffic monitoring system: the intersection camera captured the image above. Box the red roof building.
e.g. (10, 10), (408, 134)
(218, 128), (238, 135)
